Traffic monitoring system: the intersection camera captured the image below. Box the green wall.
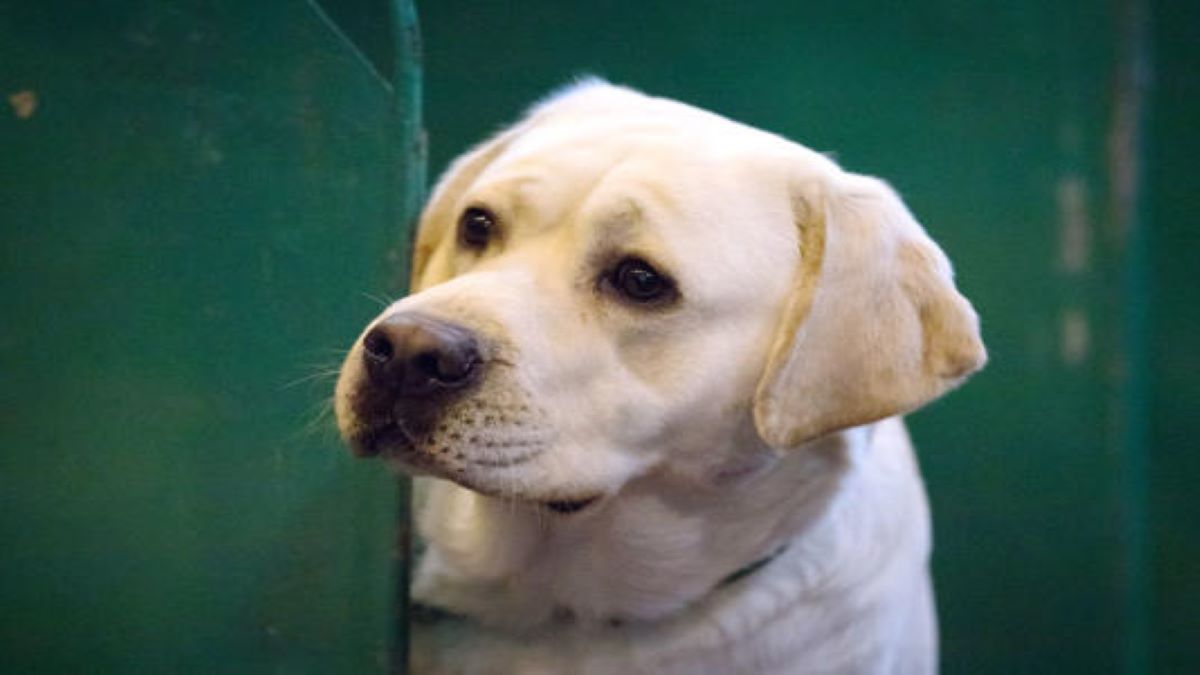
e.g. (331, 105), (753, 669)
(417, 1), (1193, 672)
(3, 1), (1196, 673)
(0, 1), (419, 672)
(1146, 2), (1200, 671)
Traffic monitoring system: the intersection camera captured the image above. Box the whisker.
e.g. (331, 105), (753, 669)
(314, 347), (353, 356)
(289, 395), (339, 444)
(279, 368), (342, 391)
(361, 291), (395, 309)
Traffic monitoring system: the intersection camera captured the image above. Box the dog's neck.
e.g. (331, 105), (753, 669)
(412, 422), (919, 632)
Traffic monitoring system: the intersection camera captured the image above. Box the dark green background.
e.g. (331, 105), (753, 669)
(2, 0), (1197, 673)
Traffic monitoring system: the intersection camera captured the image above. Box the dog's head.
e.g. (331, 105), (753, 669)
(334, 81), (985, 510)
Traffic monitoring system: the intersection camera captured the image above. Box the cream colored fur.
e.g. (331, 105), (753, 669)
(335, 80), (985, 674)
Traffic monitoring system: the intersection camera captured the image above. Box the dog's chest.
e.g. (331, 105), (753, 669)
(412, 551), (936, 675)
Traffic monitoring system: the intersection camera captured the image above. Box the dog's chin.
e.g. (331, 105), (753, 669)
(347, 425), (605, 515)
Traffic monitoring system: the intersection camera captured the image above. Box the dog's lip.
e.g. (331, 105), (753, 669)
(542, 495), (601, 514)
(350, 423), (412, 458)
(349, 425), (603, 515)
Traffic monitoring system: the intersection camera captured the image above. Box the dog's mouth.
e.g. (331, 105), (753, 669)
(542, 496), (600, 514)
(349, 423), (601, 515)
(351, 423), (414, 458)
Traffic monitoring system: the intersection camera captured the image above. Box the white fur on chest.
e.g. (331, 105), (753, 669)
(411, 419), (937, 674)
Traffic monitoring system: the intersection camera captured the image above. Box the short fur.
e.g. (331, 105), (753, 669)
(335, 80), (985, 674)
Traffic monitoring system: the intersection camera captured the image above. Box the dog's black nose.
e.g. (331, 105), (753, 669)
(361, 313), (482, 397)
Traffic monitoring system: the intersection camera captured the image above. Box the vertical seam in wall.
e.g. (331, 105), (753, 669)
(388, 2), (425, 673)
(391, 0), (427, 295)
(1108, 0), (1152, 672)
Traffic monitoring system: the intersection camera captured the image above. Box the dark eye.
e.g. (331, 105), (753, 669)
(607, 257), (676, 305)
(458, 207), (496, 249)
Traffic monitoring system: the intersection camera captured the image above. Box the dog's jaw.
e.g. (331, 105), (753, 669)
(410, 427), (860, 630)
(407, 421), (941, 675)
(337, 358), (629, 512)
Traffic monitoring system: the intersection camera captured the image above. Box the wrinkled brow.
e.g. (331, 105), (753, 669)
(481, 174), (542, 221)
(588, 176), (680, 236)
(582, 197), (683, 280)
(587, 197), (646, 249)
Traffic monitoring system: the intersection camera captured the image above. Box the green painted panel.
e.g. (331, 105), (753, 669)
(1147, 1), (1200, 672)
(416, 1), (1185, 672)
(0, 1), (419, 672)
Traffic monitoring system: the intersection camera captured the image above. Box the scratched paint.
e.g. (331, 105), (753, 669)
(8, 90), (37, 119)
(1056, 174), (1091, 274)
(1056, 173), (1092, 368)
(1060, 308), (1091, 366)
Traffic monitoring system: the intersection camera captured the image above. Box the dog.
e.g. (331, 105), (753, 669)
(334, 79), (985, 674)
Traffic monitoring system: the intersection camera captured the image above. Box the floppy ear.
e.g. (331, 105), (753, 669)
(753, 172), (986, 450)
(410, 127), (521, 290)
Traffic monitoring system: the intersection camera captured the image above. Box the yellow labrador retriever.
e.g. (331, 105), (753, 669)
(335, 80), (985, 674)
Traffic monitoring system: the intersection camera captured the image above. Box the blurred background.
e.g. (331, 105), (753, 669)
(1, 1), (1195, 673)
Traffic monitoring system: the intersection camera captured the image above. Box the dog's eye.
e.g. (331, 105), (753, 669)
(606, 257), (677, 305)
(458, 207), (496, 249)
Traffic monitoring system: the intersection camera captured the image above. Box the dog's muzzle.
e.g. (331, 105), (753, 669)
(348, 312), (484, 457)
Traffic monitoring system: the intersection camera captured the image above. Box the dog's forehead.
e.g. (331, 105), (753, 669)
(449, 105), (800, 288)
(416, 88), (814, 299)
(486, 124), (698, 191)
(474, 113), (786, 231)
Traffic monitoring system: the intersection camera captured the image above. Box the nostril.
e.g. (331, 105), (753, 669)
(412, 347), (478, 386)
(362, 328), (394, 364)
(411, 351), (440, 379)
(438, 350), (479, 384)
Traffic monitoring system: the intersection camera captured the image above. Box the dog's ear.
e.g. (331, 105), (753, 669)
(753, 172), (986, 450)
(410, 128), (521, 290)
